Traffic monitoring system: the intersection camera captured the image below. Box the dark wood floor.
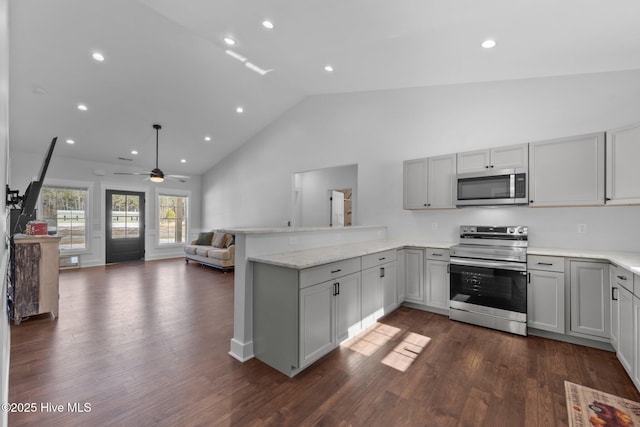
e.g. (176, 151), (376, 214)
(8, 258), (640, 426)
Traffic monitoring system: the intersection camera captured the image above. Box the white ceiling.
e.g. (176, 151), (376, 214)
(9, 0), (640, 176)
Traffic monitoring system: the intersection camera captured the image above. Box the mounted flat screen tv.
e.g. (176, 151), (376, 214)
(8, 137), (57, 235)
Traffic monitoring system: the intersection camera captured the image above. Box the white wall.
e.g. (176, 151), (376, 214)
(1, 0), (10, 424)
(203, 70), (640, 252)
(9, 150), (203, 266)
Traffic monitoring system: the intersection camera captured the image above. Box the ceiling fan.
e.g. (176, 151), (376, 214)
(115, 124), (190, 183)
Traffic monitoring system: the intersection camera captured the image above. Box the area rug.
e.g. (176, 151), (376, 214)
(565, 380), (640, 426)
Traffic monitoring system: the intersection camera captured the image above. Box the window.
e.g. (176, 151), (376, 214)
(158, 194), (188, 244)
(39, 186), (89, 251)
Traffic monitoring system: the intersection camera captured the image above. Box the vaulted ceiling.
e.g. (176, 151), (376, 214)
(9, 0), (640, 175)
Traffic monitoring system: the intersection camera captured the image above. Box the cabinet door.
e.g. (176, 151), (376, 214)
(457, 149), (490, 173)
(404, 249), (425, 304)
(606, 122), (640, 205)
(529, 133), (605, 207)
(570, 261), (610, 338)
(425, 260), (449, 310)
(382, 262), (398, 315)
(633, 296), (640, 390)
(403, 158), (428, 209)
(361, 267), (383, 329)
(491, 143), (528, 170)
(335, 273), (362, 343)
(618, 286), (634, 377)
(300, 281), (334, 368)
(611, 267), (620, 351)
(527, 269), (565, 333)
(427, 154), (457, 208)
(397, 250), (406, 302)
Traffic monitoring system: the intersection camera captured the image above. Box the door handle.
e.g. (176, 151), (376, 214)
(612, 286), (618, 301)
(380, 267), (385, 278)
(528, 272), (531, 283)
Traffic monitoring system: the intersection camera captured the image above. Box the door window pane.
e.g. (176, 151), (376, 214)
(112, 194), (140, 239)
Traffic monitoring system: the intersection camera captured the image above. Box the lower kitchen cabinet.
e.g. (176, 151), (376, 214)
(362, 251), (397, 328)
(425, 248), (450, 311)
(634, 295), (640, 390)
(617, 284), (634, 377)
(300, 271), (362, 367)
(403, 248), (425, 304)
(569, 260), (610, 339)
(527, 269), (565, 333)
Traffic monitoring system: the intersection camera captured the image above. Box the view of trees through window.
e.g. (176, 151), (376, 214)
(159, 195), (187, 244)
(110, 194), (140, 239)
(39, 186), (88, 250)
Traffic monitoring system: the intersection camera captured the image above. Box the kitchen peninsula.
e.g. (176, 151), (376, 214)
(229, 225), (640, 378)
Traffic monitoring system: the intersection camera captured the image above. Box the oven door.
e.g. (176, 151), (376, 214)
(449, 258), (527, 320)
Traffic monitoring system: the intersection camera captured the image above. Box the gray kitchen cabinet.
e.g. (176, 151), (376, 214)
(606, 122), (640, 205)
(396, 249), (406, 302)
(425, 248), (450, 311)
(529, 132), (605, 207)
(456, 143), (528, 173)
(611, 267), (635, 378)
(362, 250), (397, 328)
(569, 260), (610, 339)
(253, 259), (362, 377)
(403, 248), (425, 304)
(527, 255), (565, 334)
(634, 294), (640, 390)
(403, 154), (456, 209)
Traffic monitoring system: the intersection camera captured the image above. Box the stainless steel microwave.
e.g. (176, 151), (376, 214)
(455, 168), (528, 207)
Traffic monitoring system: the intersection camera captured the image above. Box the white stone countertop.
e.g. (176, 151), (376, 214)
(249, 239), (640, 274)
(248, 239), (454, 269)
(528, 247), (640, 275)
(219, 225), (385, 235)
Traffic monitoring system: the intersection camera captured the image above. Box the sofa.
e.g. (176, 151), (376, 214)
(184, 231), (235, 271)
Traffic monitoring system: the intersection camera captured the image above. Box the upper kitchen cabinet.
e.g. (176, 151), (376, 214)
(403, 154), (456, 209)
(456, 143), (528, 173)
(606, 122), (640, 205)
(529, 133), (605, 207)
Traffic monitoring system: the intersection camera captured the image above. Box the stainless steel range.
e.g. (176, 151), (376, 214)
(449, 225), (528, 336)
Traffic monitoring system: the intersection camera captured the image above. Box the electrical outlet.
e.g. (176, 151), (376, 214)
(288, 237), (297, 245)
(431, 223), (438, 231)
(577, 224), (587, 234)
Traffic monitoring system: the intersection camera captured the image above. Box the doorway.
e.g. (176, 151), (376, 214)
(105, 190), (145, 263)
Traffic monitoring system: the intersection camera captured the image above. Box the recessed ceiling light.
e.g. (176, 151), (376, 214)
(77, 104), (88, 111)
(224, 37), (236, 46)
(131, 150), (138, 155)
(481, 39), (496, 49)
(65, 139), (75, 145)
(180, 159), (187, 163)
(236, 106), (244, 114)
(92, 52), (105, 62)
(262, 20), (274, 29)
(324, 65), (334, 72)
(204, 136), (211, 142)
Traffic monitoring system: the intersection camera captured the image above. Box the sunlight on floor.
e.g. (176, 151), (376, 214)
(341, 323), (401, 356)
(381, 332), (431, 372)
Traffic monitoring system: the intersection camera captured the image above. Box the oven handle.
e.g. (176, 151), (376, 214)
(450, 257), (527, 272)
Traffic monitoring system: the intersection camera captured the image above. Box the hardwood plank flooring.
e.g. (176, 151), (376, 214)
(8, 258), (640, 426)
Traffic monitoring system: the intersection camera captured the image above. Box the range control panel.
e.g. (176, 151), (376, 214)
(460, 225), (528, 237)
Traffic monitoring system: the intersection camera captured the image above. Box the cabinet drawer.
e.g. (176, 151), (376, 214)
(527, 255), (564, 272)
(613, 266), (634, 293)
(426, 248), (450, 261)
(299, 257), (361, 289)
(361, 250), (397, 270)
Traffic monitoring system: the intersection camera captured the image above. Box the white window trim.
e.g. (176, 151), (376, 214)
(155, 187), (191, 247)
(40, 178), (93, 255)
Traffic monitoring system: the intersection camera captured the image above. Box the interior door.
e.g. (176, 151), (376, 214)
(330, 190), (344, 226)
(106, 190), (145, 263)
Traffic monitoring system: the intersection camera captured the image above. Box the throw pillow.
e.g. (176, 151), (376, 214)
(212, 232), (227, 248)
(195, 231), (213, 245)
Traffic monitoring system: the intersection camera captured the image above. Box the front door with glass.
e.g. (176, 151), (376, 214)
(105, 190), (145, 263)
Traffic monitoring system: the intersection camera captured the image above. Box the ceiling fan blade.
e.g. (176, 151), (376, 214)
(165, 175), (191, 182)
(114, 171), (152, 176)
